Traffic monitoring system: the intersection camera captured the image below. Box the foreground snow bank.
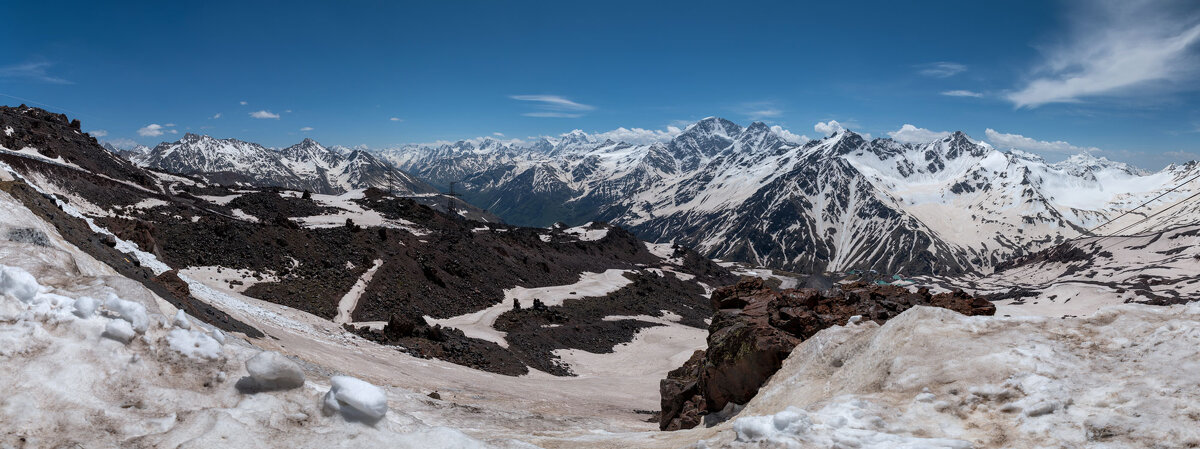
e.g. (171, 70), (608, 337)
(0, 260), (498, 448)
(687, 304), (1200, 448)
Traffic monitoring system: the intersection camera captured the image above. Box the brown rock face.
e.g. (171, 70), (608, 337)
(659, 277), (996, 431)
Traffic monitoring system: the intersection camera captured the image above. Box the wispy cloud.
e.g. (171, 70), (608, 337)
(985, 128), (1100, 154)
(300, 126), (314, 132)
(493, 132), (505, 137)
(941, 90), (983, 98)
(917, 62), (967, 78)
(389, 117), (403, 122)
(522, 112), (584, 118)
(137, 124), (167, 137)
(734, 101), (784, 120)
(1008, 0), (1200, 108)
(89, 129), (108, 137)
(211, 113), (222, 119)
(888, 124), (951, 143)
(250, 110), (280, 119)
(511, 94), (594, 118)
(0, 61), (73, 84)
(239, 101), (248, 106)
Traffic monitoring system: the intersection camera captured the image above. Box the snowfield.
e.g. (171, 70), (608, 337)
(4, 147), (1200, 448)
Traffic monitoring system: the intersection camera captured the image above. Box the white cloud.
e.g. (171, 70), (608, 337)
(814, 120), (846, 136)
(164, 123), (176, 127)
(770, 125), (809, 144)
(284, 109), (292, 113)
(105, 137), (138, 149)
(1008, 0), (1200, 108)
(0, 61), (73, 84)
(918, 62), (967, 78)
(89, 129), (108, 137)
(511, 94), (594, 118)
(389, 117), (402, 122)
(522, 112), (583, 118)
(941, 90), (984, 98)
(211, 113), (221, 119)
(300, 126), (314, 132)
(250, 110), (280, 119)
(734, 101), (785, 120)
(239, 101), (248, 105)
(137, 124), (166, 137)
(984, 128), (1101, 154)
(493, 132), (505, 137)
(585, 126), (684, 145)
(888, 124), (951, 143)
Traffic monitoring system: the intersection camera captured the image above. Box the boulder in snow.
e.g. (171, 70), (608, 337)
(241, 351), (305, 391)
(104, 295), (149, 334)
(173, 310), (191, 330)
(322, 376), (388, 423)
(103, 319), (136, 344)
(0, 265), (40, 303)
(73, 296), (97, 318)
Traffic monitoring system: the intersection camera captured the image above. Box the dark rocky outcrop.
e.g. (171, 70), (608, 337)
(659, 277), (995, 431)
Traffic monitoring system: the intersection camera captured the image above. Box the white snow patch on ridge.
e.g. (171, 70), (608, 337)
(426, 269), (632, 348)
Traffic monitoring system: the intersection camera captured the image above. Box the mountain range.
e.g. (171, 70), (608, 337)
(380, 117), (1200, 276)
(121, 134), (436, 195)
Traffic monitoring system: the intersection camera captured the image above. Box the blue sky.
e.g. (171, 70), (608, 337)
(2, 0), (1199, 168)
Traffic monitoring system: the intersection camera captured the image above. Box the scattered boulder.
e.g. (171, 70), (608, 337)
(322, 376), (389, 423)
(72, 296), (98, 319)
(102, 319), (136, 344)
(239, 351), (306, 392)
(6, 227), (51, 247)
(659, 277), (996, 431)
(0, 265), (40, 303)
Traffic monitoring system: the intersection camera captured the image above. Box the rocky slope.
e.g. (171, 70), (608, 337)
(658, 277), (995, 431)
(383, 118), (1200, 277)
(0, 106), (736, 377)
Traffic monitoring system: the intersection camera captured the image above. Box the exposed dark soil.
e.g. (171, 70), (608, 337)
(0, 180), (262, 337)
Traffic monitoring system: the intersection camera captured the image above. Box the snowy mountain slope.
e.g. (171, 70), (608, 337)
(132, 134), (437, 195)
(386, 118), (1200, 276)
(915, 222), (1200, 317)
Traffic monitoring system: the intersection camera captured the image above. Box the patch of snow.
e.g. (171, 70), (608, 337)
(104, 295), (149, 333)
(166, 328), (222, 360)
(334, 259), (383, 325)
(427, 269), (633, 348)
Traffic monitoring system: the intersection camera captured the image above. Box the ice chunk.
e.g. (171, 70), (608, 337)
(0, 265), (40, 303)
(104, 296), (149, 334)
(73, 296), (97, 319)
(322, 376), (388, 422)
(244, 351), (305, 390)
(733, 406), (812, 442)
(173, 310), (191, 330)
(166, 328), (222, 360)
(103, 319), (136, 344)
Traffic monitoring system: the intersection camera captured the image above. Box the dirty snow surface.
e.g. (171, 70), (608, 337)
(4, 162), (1200, 448)
(917, 224), (1200, 317)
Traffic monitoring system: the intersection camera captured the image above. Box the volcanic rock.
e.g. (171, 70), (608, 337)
(659, 277), (995, 431)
